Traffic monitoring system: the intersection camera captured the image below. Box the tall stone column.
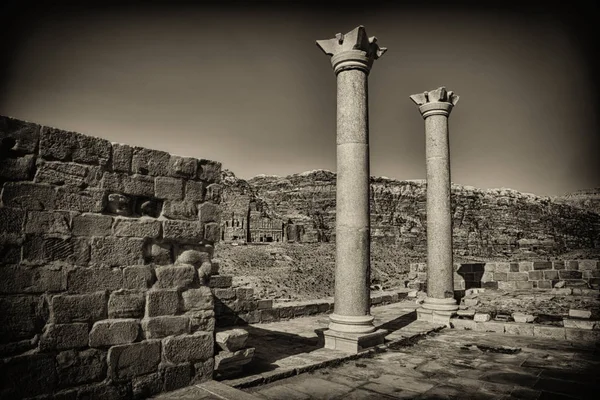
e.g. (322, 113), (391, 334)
(316, 26), (388, 352)
(410, 87), (460, 324)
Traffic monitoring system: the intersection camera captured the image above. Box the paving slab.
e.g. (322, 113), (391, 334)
(245, 328), (599, 400)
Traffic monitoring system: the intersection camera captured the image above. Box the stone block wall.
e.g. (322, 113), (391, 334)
(409, 260), (600, 293)
(0, 116), (222, 399)
(212, 282), (408, 327)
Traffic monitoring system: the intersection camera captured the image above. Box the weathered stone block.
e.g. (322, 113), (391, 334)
(214, 348), (254, 372)
(528, 271), (543, 280)
(507, 272), (528, 281)
(568, 309), (592, 319)
(162, 362), (192, 392)
(155, 265), (195, 289)
(495, 263), (510, 273)
(537, 280), (552, 289)
(533, 325), (566, 340)
(132, 372), (162, 400)
(113, 218), (161, 238)
(146, 242), (172, 265)
(260, 308), (280, 322)
(450, 318), (476, 330)
(107, 340), (161, 381)
(475, 321), (504, 333)
(142, 316), (190, 339)
(162, 200), (197, 220)
(40, 323), (89, 351)
(216, 329), (248, 352)
(0, 353), (55, 399)
(198, 202), (219, 223)
(0, 265), (65, 294)
(108, 289), (146, 318)
(498, 281), (517, 290)
(579, 260), (598, 271)
(56, 348), (106, 387)
(146, 289), (180, 317)
(518, 262), (533, 272)
(197, 159), (221, 183)
(90, 237), (144, 266)
(512, 313), (535, 323)
(131, 147), (171, 176)
(0, 207), (25, 234)
(559, 270), (583, 280)
(210, 275), (233, 288)
(563, 319), (597, 329)
(155, 177), (184, 200)
(565, 261), (579, 270)
(162, 332), (213, 364)
(112, 143), (133, 173)
(0, 296), (38, 341)
(25, 210), (70, 234)
(552, 261), (565, 270)
(193, 358), (214, 384)
(205, 183), (222, 204)
(543, 270), (559, 280)
(0, 155), (35, 180)
(55, 186), (106, 213)
(0, 116), (40, 154)
(182, 287), (213, 311)
(34, 161), (101, 188)
(474, 313), (491, 322)
(101, 172), (155, 197)
(21, 235), (80, 264)
(204, 222), (220, 243)
(72, 213), (113, 236)
(162, 220), (204, 242)
(52, 291), (107, 323)
(184, 180), (204, 202)
(123, 266), (155, 289)
(516, 281), (533, 289)
(2, 182), (55, 210)
(169, 155), (197, 178)
(73, 134), (112, 167)
(504, 323), (534, 336)
(532, 261), (552, 270)
(214, 288), (236, 300)
(39, 126), (78, 160)
(89, 319), (139, 347)
(187, 310), (215, 332)
(494, 272), (507, 281)
(67, 267), (123, 293)
(565, 328), (600, 343)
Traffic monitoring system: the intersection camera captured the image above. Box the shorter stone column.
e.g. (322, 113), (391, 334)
(410, 87), (459, 325)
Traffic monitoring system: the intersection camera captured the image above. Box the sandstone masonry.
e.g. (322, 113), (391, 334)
(0, 115), (224, 399)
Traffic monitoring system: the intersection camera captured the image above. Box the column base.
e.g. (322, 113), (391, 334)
(328, 313), (376, 334)
(323, 328), (388, 353)
(417, 297), (458, 326)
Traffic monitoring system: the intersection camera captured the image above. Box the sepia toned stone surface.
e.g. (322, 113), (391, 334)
(411, 87), (460, 317)
(316, 26), (387, 349)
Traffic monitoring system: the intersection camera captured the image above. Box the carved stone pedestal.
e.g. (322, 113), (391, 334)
(323, 328), (388, 353)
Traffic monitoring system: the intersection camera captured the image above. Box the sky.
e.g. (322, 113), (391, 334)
(1, 1), (598, 196)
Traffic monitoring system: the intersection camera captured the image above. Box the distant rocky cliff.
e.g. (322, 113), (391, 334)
(221, 169), (600, 258)
(555, 188), (600, 215)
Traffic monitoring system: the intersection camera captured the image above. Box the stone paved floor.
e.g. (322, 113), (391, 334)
(245, 329), (600, 399)
(222, 301), (442, 386)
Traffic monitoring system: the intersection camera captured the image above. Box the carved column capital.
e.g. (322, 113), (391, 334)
(316, 25), (387, 75)
(410, 87), (459, 118)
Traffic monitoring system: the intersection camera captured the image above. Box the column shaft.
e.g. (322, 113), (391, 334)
(424, 115), (454, 300)
(334, 69), (371, 318)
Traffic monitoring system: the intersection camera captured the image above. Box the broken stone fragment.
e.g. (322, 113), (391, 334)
(568, 309), (592, 319)
(474, 313), (491, 322)
(554, 281), (566, 288)
(463, 298), (479, 307)
(215, 329), (249, 352)
(407, 290), (418, 298)
(106, 193), (132, 216)
(456, 310), (475, 317)
(214, 347), (255, 371)
(512, 313), (536, 323)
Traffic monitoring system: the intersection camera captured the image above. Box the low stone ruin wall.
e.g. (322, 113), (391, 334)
(0, 116), (222, 399)
(408, 260), (600, 293)
(213, 285), (410, 328)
